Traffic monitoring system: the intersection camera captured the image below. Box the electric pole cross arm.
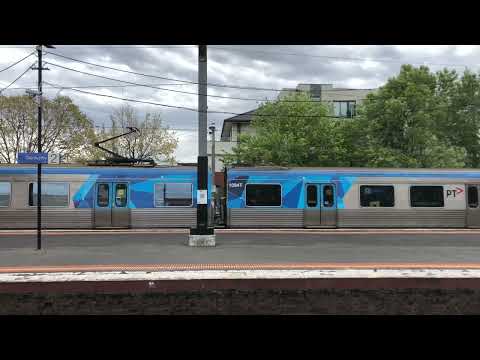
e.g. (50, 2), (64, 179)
(89, 126), (156, 167)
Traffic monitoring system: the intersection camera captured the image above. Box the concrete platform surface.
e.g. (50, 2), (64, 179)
(3, 230), (480, 267)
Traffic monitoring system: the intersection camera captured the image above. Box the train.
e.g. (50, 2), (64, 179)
(1, 164), (480, 229)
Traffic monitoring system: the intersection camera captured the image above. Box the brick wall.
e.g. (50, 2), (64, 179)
(2, 279), (480, 314)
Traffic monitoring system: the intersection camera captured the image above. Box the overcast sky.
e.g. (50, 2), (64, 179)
(1, 45), (479, 162)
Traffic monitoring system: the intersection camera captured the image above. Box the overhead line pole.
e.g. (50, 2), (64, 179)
(188, 45), (215, 246)
(31, 45), (54, 251)
(36, 45), (43, 251)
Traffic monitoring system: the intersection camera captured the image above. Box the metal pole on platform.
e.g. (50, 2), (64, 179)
(33, 44), (54, 251)
(209, 122), (216, 225)
(36, 45), (43, 251)
(189, 45), (215, 246)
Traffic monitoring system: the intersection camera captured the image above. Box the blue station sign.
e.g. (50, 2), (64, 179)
(17, 152), (49, 164)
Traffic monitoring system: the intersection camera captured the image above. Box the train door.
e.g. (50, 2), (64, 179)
(94, 182), (130, 228)
(467, 184), (480, 228)
(304, 183), (336, 228)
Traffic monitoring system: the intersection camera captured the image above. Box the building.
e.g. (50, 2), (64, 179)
(279, 83), (374, 118)
(206, 83), (377, 200)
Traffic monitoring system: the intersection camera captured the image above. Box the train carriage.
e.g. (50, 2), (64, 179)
(3, 164), (480, 229)
(0, 165), (210, 229)
(225, 167), (480, 228)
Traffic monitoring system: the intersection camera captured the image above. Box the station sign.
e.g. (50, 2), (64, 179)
(17, 152), (64, 164)
(17, 152), (48, 164)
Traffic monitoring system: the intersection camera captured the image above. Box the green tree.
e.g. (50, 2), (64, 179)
(435, 69), (480, 167)
(0, 95), (96, 163)
(223, 92), (346, 167)
(358, 65), (466, 168)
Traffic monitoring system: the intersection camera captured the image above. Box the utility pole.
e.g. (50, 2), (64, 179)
(31, 45), (53, 251)
(209, 122), (216, 225)
(188, 45), (215, 246)
(35, 45), (43, 251)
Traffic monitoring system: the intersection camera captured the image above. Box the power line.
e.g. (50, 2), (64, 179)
(44, 50), (374, 93)
(92, 125), (197, 131)
(43, 80), (346, 119)
(0, 51), (35, 73)
(209, 46), (471, 69)
(1, 83), (197, 91)
(0, 63), (34, 95)
(44, 60), (369, 102)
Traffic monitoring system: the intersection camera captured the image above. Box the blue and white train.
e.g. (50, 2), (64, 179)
(1, 164), (480, 228)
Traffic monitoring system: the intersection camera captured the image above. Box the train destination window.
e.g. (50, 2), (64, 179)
(0, 182), (11, 207)
(410, 186), (444, 207)
(97, 184), (109, 207)
(360, 185), (394, 207)
(29, 182), (69, 207)
(115, 184), (128, 207)
(155, 183), (192, 207)
(323, 185), (334, 207)
(468, 186), (479, 208)
(306, 185), (317, 207)
(246, 184), (281, 207)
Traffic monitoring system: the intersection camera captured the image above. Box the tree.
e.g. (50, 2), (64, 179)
(435, 69), (480, 167)
(357, 65), (467, 168)
(92, 104), (178, 164)
(0, 95), (96, 163)
(223, 92), (347, 167)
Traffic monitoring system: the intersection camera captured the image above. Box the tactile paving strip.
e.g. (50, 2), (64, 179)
(2, 262), (480, 273)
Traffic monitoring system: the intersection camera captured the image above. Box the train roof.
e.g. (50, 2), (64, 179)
(228, 166), (480, 174)
(0, 164), (199, 176)
(227, 167), (480, 180)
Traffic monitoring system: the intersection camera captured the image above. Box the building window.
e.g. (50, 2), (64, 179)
(155, 183), (193, 207)
(246, 184), (281, 207)
(29, 182), (69, 207)
(0, 182), (11, 207)
(360, 185), (394, 207)
(333, 101), (356, 118)
(410, 186), (444, 207)
(468, 185), (478, 208)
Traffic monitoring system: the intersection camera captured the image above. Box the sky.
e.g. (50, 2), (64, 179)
(0, 45), (479, 162)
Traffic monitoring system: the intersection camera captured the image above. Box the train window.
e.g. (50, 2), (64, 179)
(29, 182), (69, 207)
(468, 186), (479, 208)
(246, 184), (281, 207)
(0, 182), (11, 207)
(360, 185), (394, 207)
(97, 184), (110, 207)
(115, 184), (128, 208)
(155, 183), (192, 207)
(306, 185), (317, 207)
(410, 186), (444, 207)
(323, 185), (334, 207)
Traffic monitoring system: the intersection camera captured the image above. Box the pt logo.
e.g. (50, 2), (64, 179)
(446, 187), (464, 198)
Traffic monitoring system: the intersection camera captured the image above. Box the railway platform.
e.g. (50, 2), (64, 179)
(2, 229), (480, 314)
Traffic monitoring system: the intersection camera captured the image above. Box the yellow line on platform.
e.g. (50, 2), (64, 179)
(2, 262), (480, 273)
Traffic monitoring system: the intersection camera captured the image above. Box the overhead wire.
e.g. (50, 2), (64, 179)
(43, 81), (346, 119)
(44, 60), (366, 102)
(0, 63), (34, 95)
(0, 51), (35, 73)
(44, 50), (375, 93)
(209, 46), (471, 69)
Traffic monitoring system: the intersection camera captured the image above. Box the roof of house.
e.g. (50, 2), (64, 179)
(220, 109), (257, 140)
